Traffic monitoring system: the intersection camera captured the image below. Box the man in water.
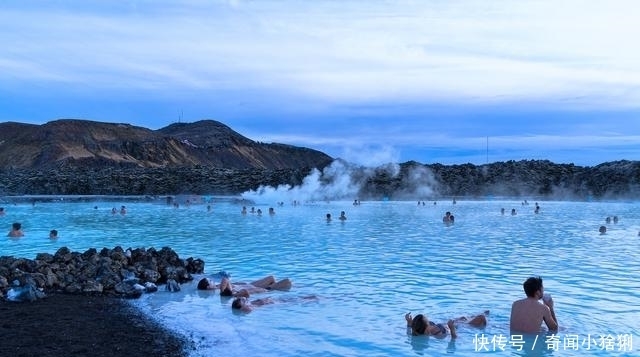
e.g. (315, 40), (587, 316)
(510, 276), (558, 333)
(8, 222), (24, 237)
(443, 211), (452, 224)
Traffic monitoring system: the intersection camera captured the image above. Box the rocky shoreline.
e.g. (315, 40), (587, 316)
(0, 246), (201, 357)
(0, 246), (203, 300)
(0, 293), (191, 357)
(1, 159), (639, 200)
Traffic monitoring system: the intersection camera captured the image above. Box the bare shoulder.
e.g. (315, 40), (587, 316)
(512, 298), (527, 307)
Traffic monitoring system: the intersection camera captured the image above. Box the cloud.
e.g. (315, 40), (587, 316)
(1, 1), (639, 167)
(1, 1), (640, 108)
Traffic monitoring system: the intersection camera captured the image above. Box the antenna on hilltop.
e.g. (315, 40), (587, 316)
(178, 110), (183, 123)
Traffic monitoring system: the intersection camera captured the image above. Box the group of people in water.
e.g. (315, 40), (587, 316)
(326, 211), (347, 222)
(3, 204), (128, 239)
(196, 274), (317, 313)
(241, 206), (278, 216)
(406, 276), (558, 339)
(196, 271), (558, 339)
(6, 221), (57, 239)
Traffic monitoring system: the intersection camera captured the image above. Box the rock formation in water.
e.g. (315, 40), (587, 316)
(0, 246), (204, 301)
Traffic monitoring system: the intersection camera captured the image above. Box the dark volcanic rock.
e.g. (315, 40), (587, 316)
(0, 246), (204, 300)
(354, 159), (640, 200)
(0, 166), (315, 195)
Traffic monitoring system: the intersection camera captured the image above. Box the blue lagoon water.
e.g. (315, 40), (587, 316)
(1, 197), (639, 356)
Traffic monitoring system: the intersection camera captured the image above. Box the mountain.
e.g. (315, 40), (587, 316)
(157, 121), (332, 169)
(0, 119), (333, 170)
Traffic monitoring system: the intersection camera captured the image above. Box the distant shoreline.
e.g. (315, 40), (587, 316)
(1, 159), (639, 199)
(0, 194), (634, 203)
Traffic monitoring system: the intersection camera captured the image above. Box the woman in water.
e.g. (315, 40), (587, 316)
(405, 311), (488, 338)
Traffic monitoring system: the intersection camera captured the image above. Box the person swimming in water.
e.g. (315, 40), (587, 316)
(599, 225), (607, 235)
(232, 292), (318, 313)
(404, 311), (487, 338)
(212, 275), (292, 297)
(231, 295), (275, 313)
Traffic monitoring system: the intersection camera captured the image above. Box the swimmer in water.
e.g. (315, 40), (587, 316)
(8, 222), (24, 238)
(405, 311), (488, 339)
(599, 225), (606, 235)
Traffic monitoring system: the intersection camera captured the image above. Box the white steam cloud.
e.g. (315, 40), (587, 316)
(241, 160), (439, 204)
(241, 160), (363, 204)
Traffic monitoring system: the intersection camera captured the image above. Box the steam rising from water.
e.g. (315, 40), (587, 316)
(241, 160), (438, 204)
(241, 160), (362, 203)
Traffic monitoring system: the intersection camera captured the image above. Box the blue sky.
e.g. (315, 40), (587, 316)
(1, 0), (639, 167)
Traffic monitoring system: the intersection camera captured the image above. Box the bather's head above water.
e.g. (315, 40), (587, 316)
(197, 278), (216, 290)
(411, 314), (428, 335)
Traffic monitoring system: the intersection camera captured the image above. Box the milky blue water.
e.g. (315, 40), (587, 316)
(1, 197), (639, 356)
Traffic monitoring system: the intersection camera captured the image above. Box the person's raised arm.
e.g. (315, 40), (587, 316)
(447, 320), (458, 339)
(542, 295), (558, 331)
(405, 312), (413, 327)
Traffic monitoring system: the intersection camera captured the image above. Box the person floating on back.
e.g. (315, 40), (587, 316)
(405, 311), (488, 339)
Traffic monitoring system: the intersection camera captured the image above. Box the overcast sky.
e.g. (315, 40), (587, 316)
(1, 0), (639, 167)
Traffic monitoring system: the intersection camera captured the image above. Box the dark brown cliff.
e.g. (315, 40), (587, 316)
(157, 120), (332, 169)
(0, 119), (333, 170)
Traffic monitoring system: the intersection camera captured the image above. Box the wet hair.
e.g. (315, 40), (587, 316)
(50, 229), (58, 237)
(231, 297), (243, 309)
(523, 276), (543, 297)
(12, 222), (21, 230)
(220, 286), (233, 296)
(411, 314), (428, 335)
(197, 278), (210, 290)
